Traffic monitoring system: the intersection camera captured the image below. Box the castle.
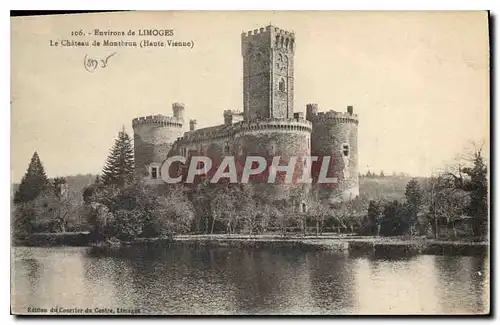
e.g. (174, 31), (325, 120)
(132, 25), (359, 205)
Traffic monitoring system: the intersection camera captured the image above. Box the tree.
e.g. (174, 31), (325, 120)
(380, 170), (385, 178)
(14, 152), (50, 204)
(405, 178), (423, 232)
(235, 184), (259, 235)
(270, 198), (296, 237)
(379, 200), (409, 236)
(12, 203), (36, 239)
(364, 200), (382, 235)
(430, 142), (488, 238)
(101, 128), (135, 188)
(462, 148), (488, 237)
(210, 186), (236, 234)
(189, 180), (216, 233)
(308, 201), (331, 236)
(85, 202), (116, 241)
(51, 177), (67, 197)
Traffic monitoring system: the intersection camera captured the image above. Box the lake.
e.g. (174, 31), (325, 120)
(11, 246), (489, 315)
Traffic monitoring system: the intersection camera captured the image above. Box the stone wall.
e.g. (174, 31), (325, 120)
(310, 110), (359, 202)
(132, 116), (184, 177)
(234, 120), (311, 201)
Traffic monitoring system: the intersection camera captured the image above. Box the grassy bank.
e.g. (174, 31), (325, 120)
(14, 232), (92, 247)
(13, 232), (489, 257)
(172, 234), (488, 256)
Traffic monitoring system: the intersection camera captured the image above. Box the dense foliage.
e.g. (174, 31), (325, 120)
(101, 129), (135, 187)
(12, 143), (488, 242)
(14, 152), (50, 204)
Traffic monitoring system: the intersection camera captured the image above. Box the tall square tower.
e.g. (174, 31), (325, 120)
(241, 25), (295, 121)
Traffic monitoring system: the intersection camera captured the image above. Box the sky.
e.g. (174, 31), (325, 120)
(10, 11), (490, 182)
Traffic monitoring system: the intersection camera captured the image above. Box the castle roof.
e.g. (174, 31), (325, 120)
(178, 123), (232, 143)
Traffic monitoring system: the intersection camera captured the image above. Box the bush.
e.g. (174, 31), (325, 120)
(84, 181), (195, 241)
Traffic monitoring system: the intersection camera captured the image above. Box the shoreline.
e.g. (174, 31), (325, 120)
(172, 234), (489, 256)
(14, 232), (489, 257)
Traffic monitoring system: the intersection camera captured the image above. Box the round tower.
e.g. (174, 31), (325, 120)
(172, 102), (185, 121)
(233, 119), (312, 201)
(310, 106), (359, 203)
(306, 103), (318, 122)
(132, 112), (184, 183)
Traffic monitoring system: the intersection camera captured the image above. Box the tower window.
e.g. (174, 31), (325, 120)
(301, 202), (307, 213)
(342, 144), (350, 157)
(151, 167), (158, 179)
(279, 78), (286, 92)
(269, 140), (277, 155)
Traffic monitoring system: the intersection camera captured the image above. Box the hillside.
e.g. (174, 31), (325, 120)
(359, 176), (429, 202)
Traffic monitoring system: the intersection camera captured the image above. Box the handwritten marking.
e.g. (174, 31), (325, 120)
(84, 52), (116, 73)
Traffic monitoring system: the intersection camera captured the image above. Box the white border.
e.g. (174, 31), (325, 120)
(4, 1), (497, 324)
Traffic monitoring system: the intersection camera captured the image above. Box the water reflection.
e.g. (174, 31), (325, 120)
(11, 246), (489, 315)
(434, 255), (489, 314)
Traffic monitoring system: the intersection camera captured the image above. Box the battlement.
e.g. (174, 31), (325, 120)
(172, 102), (185, 121)
(233, 118), (312, 136)
(224, 109), (244, 125)
(132, 114), (183, 128)
(175, 118), (312, 144)
(307, 105), (359, 124)
(223, 109), (243, 116)
(313, 110), (359, 124)
(241, 26), (269, 38)
(241, 25), (295, 54)
(241, 25), (295, 38)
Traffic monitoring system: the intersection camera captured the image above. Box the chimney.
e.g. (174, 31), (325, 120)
(347, 105), (353, 115)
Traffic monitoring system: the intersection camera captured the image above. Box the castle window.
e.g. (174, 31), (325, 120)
(342, 144), (350, 157)
(151, 167), (158, 179)
(279, 78), (286, 92)
(269, 141), (277, 155)
(181, 147), (187, 157)
(301, 202), (307, 213)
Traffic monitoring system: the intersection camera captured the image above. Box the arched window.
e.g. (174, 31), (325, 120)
(279, 78), (286, 92)
(255, 52), (262, 63)
(342, 143), (350, 157)
(301, 202), (307, 213)
(285, 38), (289, 49)
(269, 140), (277, 155)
